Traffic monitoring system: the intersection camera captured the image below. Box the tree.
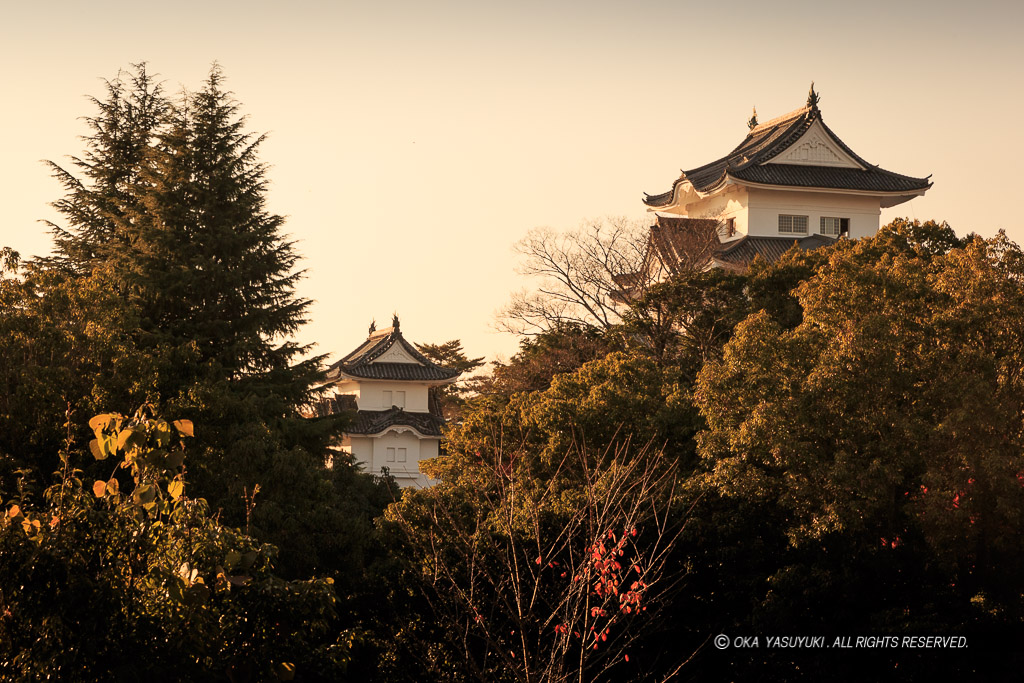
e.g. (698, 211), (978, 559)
(387, 433), (690, 682)
(116, 65), (326, 432)
(0, 408), (341, 681)
(499, 218), (651, 335)
(1, 65), (169, 476)
(482, 324), (616, 399)
(620, 268), (748, 372)
(42, 64), (168, 276)
(0, 250), (161, 477)
(690, 220), (1024, 679)
(40, 66), (348, 535)
(18, 65), (397, 584)
(415, 340), (485, 420)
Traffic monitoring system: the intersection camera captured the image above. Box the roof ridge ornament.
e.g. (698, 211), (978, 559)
(807, 81), (820, 109)
(747, 106), (758, 130)
(368, 319), (376, 335)
(392, 312), (400, 330)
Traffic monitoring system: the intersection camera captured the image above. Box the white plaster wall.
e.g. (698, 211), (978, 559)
(682, 187), (750, 237)
(349, 436), (373, 470)
(356, 382), (430, 411)
(349, 431), (437, 488)
(746, 189), (881, 239)
(372, 430), (421, 475)
(420, 439), (439, 461)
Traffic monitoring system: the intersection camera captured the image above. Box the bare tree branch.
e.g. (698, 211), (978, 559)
(498, 218), (653, 335)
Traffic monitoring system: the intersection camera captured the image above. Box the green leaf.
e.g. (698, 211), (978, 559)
(135, 484), (157, 505)
(167, 479), (184, 501)
(116, 428), (136, 450)
(154, 421), (173, 448)
(241, 551), (259, 569)
(99, 434), (117, 458)
(184, 583), (210, 606)
(173, 419), (194, 437)
(93, 480), (107, 497)
(89, 438), (106, 461)
(89, 413), (115, 433)
(165, 450), (185, 469)
(224, 550), (241, 570)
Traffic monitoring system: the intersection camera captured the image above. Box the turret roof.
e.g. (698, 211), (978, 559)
(348, 406), (445, 437)
(644, 101), (931, 208)
(327, 318), (461, 383)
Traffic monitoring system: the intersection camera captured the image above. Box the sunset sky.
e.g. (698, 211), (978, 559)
(3, 0), (1022, 363)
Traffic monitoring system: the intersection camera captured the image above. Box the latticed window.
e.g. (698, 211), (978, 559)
(820, 216), (849, 236)
(778, 214), (808, 235)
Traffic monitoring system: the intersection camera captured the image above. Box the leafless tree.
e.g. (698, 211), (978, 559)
(498, 216), (724, 336)
(498, 217), (653, 335)
(388, 440), (696, 682)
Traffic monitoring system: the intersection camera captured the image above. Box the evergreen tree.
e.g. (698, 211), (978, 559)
(38, 66), (372, 575)
(122, 66), (328, 430)
(117, 67), (349, 540)
(43, 64), (167, 275)
(414, 339), (484, 419)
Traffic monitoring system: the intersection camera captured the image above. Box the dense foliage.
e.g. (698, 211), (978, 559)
(2, 63), (1022, 681)
(0, 408), (339, 681)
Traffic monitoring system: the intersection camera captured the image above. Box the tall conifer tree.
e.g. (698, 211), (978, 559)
(44, 64), (167, 275)
(119, 67), (341, 502)
(45, 66), (349, 535)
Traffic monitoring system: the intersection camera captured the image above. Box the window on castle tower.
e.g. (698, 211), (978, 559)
(382, 390), (392, 407)
(397, 448), (407, 463)
(779, 215), (808, 235)
(395, 391), (406, 408)
(820, 216), (849, 236)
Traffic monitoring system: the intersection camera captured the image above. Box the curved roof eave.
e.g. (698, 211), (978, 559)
(357, 425), (440, 439)
(726, 174), (933, 200)
(334, 368), (459, 385)
(642, 177), (709, 210)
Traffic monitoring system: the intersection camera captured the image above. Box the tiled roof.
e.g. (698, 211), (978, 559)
(349, 407), (445, 437)
(713, 234), (836, 268)
(643, 104), (931, 207)
(638, 216), (836, 274)
(305, 395), (445, 436)
(727, 164), (931, 194)
(304, 393), (357, 418)
(328, 321), (461, 383)
(649, 217), (722, 275)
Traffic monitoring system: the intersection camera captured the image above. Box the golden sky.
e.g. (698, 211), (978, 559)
(2, 0), (1022, 362)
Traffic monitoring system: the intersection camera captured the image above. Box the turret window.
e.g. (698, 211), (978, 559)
(778, 215), (808, 235)
(381, 390), (406, 408)
(820, 217), (849, 236)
